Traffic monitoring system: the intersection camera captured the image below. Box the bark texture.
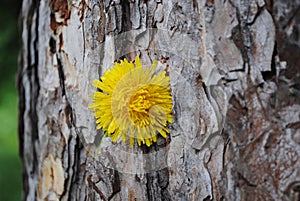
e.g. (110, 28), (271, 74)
(18, 0), (300, 200)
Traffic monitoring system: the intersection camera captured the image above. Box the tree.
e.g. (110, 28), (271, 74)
(18, 0), (300, 200)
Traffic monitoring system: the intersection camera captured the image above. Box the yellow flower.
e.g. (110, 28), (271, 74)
(89, 56), (173, 147)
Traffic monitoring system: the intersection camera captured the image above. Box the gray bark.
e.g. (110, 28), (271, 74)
(18, 0), (300, 200)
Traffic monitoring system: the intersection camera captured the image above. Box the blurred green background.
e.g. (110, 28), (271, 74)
(0, 0), (22, 200)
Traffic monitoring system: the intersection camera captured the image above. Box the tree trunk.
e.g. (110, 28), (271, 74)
(18, 0), (300, 200)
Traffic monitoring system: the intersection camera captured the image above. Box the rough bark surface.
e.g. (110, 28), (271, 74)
(18, 0), (300, 200)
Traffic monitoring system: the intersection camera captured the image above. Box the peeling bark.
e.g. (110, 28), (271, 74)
(18, 0), (300, 200)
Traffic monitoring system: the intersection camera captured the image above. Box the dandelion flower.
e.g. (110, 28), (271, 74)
(89, 56), (173, 147)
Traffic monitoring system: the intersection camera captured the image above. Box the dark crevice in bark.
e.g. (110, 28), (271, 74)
(56, 52), (76, 128)
(107, 170), (121, 200)
(202, 82), (211, 103)
(121, 0), (131, 32)
(228, 68), (246, 73)
(56, 54), (87, 200)
(223, 78), (239, 83)
(31, 0), (41, 142)
(49, 36), (56, 54)
(61, 130), (86, 201)
(231, 21), (250, 73)
(203, 195), (212, 201)
(104, 0), (113, 12)
(145, 168), (170, 201)
(26, 2), (39, 174)
(87, 174), (108, 201)
(17, 64), (27, 199)
(146, 172), (154, 201)
(221, 132), (230, 169)
(57, 57), (66, 96)
(245, 6), (264, 26)
(69, 136), (85, 200)
(141, 141), (170, 201)
(261, 42), (277, 81)
(64, 102), (74, 128)
(27, 0), (40, 175)
(231, 24), (247, 71)
(19, 0), (41, 199)
(158, 168), (170, 200)
(60, 134), (73, 200)
(230, 1), (258, 76)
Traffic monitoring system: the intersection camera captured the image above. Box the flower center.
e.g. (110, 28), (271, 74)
(128, 86), (153, 127)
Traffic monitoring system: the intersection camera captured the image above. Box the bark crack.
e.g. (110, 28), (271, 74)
(69, 136), (84, 200)
(60, 135), (73, 200)
(87, 174), (108, 201)
(107, 170), (121, 200)
(56, 50), (85, 200)
(57, 57), (66, 97)
(27, 0), (41, 174)
(18, 0), (41, 199)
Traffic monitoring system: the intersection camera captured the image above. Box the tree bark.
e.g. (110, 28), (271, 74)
(18, 0), (300, 200)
